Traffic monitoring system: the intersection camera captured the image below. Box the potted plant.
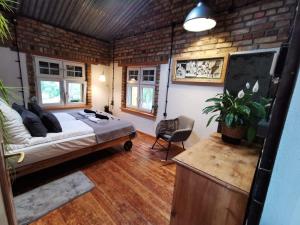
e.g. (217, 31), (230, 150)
(203, 81), (271, 144)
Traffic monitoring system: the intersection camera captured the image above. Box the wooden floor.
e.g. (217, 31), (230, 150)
(13, 133), (183, 225)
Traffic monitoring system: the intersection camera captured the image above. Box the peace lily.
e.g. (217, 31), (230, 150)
(203, 81), (272, 142)
(253, 81), (259, 93)
(246, 82), (250, 89)
(238, 90), (245, 99)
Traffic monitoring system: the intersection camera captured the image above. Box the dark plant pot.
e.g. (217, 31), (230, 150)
(221, 124), (246, 145)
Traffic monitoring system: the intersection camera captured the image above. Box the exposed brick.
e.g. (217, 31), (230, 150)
(231, 28), (250, 36)
(245, 17), (268, 26)
(239, 6), (260, 16)
(251, 22), (274, 32)
(259, 42), (282, 48)
(111, 0), (294, 66)
(254, 11), (266, 19)
(278, 7), (290, 14)
(261, 1), (283, 10)
(269, 13), (293, 21)
(233, 39), (253, 46)
(254, 36), (277, 44)
(243, 14), (253, 21)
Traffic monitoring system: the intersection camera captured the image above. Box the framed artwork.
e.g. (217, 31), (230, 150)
(172, 54), (228, 84)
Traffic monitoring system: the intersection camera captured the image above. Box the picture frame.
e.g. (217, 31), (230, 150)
(172, 54), (228, 84)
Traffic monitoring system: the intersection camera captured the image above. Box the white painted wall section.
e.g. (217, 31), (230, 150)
(0, 47), (29, 105)
(111, 63), (223, 146)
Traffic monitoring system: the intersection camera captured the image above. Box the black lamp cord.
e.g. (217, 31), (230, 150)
(13, 18), (26, 106)
(111, 40), (115, 109)
(163, 22), (175, 118)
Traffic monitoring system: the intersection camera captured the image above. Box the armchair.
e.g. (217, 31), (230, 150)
(152, 116), (195, 161)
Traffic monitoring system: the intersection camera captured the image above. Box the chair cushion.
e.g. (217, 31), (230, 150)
(41, 112), (62, 133)
(159, 133), (172, 141)
(21, 110), (47, 137)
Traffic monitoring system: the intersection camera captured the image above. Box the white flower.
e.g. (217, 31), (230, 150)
(253, 81), (259, 93)
(238, 90), (245, 99)
(246, 82), (250, 89)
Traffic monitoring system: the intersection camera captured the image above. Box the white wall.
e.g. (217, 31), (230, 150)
(91, 64), (111, 112)
(111, 63), (223, 146)
(0, 47), (29, 105)
(260, 67), (300, 225)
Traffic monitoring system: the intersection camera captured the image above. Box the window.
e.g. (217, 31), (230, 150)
(39, 80), (62, 104)
(126, 67), (156, 112)
(35, 56), (86, 107)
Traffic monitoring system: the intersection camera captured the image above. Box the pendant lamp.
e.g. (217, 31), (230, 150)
(183, 2), (216, 32)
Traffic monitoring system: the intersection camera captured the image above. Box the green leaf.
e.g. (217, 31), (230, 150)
(205, 97), (222, 103)
(202, 105), (219, 114)
(246, 127), (257, 143)
(225, 113), (234, 127)
(206, 114), (218, 127)
(250, 102), (266, 118)
(238, 105), (251, 116)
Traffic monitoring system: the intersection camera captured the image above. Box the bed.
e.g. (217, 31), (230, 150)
(10, 112), (136, 178)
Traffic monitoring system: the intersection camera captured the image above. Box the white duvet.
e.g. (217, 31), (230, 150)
(10, 112), (97, 168)
(9, 113), (95, 151)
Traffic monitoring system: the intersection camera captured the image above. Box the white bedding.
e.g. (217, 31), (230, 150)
(11, 112), (97, 168)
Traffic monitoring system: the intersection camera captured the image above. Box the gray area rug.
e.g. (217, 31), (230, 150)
(14, 171), (95, 225)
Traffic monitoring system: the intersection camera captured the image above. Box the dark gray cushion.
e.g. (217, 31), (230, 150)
(28, 102), (44, 117)
(12, 103), (26, 115)
(41, 112), (62, 133)
(21, 110), (47, 137)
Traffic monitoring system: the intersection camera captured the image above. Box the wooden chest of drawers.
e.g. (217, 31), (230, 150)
(170, 134), (259, 225)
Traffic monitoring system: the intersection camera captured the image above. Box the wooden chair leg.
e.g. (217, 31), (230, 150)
(182, 141), (185, 150)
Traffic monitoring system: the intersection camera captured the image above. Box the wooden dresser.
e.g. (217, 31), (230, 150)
(170, 134), (260, 225)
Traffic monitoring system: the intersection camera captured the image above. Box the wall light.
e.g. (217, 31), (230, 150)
(183, 2), (216, 32)
(99, 74), (106, 82)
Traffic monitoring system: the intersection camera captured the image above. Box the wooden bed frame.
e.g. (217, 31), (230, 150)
(13, 133), (135, 178)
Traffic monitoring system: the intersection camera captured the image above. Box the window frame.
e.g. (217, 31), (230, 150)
(36, 78), (64, 107)
(35, 57), (63, 78)
(63, 61), (86, 80)
(65, 80), (87, 105)
(139, 84), (155, 112)
(34, 56), (86, 107)
(141, 67), (156, 85)
(126, 66), (156, 113)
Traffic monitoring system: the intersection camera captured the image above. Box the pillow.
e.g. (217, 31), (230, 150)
(12, 103), (26, 115)
(41, 112), (62, 133)
(28, 102), (44, 117)
(21, 110), (47, 137)
(0, 99), (31, 144)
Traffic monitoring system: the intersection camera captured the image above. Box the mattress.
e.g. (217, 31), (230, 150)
(11, 113), (97, 168)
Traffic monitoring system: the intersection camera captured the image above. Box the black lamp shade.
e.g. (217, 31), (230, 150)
(183, 2), (216, 32)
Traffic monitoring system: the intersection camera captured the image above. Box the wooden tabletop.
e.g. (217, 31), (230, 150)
(173, 133), (260, 194)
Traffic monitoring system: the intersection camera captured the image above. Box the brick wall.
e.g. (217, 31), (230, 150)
(114, 0), (296, 65)
(7, 16), (111, 105)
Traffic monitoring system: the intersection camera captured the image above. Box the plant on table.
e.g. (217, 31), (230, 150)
(202, 81), (271, 143)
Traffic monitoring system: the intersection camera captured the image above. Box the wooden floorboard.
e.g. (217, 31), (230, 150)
(13, 133), (182, 225)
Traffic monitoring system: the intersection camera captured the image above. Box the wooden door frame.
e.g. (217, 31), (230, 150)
(0, 142), (17, 225)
